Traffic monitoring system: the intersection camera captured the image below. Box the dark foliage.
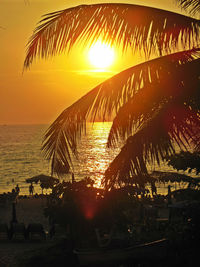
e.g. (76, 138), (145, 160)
(166, 151), (200, 174)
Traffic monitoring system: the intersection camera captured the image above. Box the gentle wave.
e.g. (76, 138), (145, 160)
(0, 123), (119, 194)
(0, 123), (179, 195)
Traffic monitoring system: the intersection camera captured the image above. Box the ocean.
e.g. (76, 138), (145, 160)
(0, 123), (120, 194)
(0, 122), (177, 195)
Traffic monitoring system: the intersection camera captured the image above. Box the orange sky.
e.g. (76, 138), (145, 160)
(0, 0), (185, 124)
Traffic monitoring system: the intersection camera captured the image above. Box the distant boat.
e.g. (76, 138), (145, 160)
(74, 238), (169, 265)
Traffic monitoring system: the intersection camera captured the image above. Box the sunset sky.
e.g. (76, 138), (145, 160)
(0, 0), (185, 125)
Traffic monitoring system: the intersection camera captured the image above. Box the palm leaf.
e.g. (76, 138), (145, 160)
(103, 102), (200, 189)
(108, 56), (200, 147)
(42, 49), (200, 176)
(176, 0), (200, 15)
(24, 3), (200, 68)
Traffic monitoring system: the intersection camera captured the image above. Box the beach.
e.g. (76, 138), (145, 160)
(0, 196), (50, 266)
(0, 196), (49, 229)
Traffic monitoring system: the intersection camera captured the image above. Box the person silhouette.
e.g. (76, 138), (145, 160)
(167, 185), (172, 205)
(15, 184), (20, 194)
(29, 183), (34, 195)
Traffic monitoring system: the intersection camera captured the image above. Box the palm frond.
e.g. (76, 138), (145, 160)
(42, 48), (200, 177)
(108, 55), (200, 147)
(103, 102), (200, 189)
(24, 3), (200, 68)
(42, 89), (98, 176)
(176, 0), (200, 16)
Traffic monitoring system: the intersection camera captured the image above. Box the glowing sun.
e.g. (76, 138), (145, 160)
(88, 41), (115, 69)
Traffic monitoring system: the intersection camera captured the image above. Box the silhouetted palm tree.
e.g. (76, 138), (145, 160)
(24, 1), (200, 189)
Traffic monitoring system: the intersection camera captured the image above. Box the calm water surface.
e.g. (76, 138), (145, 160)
(0, 123), (176, 195)
(0, 123), (119, 194)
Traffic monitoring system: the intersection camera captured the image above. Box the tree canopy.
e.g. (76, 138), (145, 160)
(24, 1), (200, 189)
(166, 151), (200, 174)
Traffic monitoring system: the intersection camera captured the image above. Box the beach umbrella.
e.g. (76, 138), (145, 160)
(26, 174), (59, 193)
(11, 202), (18, 224)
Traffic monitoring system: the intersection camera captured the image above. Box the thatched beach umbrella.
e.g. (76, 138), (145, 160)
(26, 174), (59, 193)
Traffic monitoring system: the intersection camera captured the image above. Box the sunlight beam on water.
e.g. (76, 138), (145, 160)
(73, 122), (120, 188)
(0, 122), (192, 195)
(0, 123), (119, 194)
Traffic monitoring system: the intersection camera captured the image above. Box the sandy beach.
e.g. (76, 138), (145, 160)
(0, 196), (49, 229)
(0, 196), (50, 266)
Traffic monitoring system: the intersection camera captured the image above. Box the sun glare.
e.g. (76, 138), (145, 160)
(88, 41), (115, 69)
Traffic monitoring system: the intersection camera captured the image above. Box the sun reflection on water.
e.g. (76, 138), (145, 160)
(74, 122), (120, 188)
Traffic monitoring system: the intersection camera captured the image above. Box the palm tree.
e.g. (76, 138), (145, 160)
(166, 150), (200, 174)
(24, 1), (200, 189)
(176, 0), (200, 15)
